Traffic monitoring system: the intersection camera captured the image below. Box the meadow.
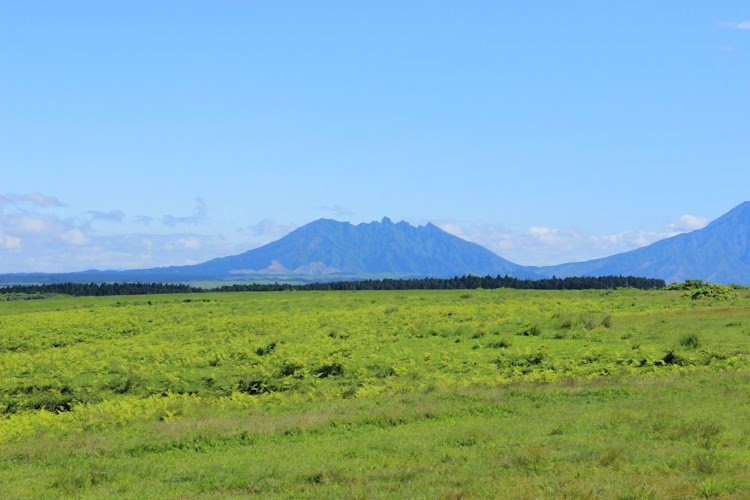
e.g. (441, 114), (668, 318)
(0, 288), (748, 498)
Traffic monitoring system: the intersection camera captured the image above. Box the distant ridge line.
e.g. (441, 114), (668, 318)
(1, 201), (748, 285)
(1, 275), (666, 297)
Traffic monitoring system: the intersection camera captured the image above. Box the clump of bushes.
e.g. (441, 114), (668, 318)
(679, 333), (701, 349)
(487, 338), (512, 349)
(662, 348), (687, 366)
(665, 280), (738, 300)
(315, 361), (344, 378)
(517, 324), (541, 336)
(255, 342), (277, 356)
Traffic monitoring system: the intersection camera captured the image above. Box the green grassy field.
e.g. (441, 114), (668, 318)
(1, 289), (748, 498)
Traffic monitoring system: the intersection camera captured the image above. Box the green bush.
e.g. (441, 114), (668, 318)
(679, 333), (701, 349)
(518, 324), (541, 336)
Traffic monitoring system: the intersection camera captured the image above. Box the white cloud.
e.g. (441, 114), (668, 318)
(14, 215), (64, 235)
(437, 213), (710, 266)
(179, 237), (201, 250)
(0, 234), (22, 249)
(671, 214), (708, 233)
(1, 230), (241, 273)
(61, 229), (90, 246)
(719, 21), (750, 30)
(240, 219), (298, 245)
(0, 194), (233, 272)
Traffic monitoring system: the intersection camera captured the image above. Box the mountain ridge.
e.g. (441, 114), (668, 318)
(172, 216), (535, 279)
(537, 201), (750, 284)
(0, 202), (748, 285)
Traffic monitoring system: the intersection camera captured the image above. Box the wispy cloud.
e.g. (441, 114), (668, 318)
(317, 204), (354, 217)
(0, 193), (237, 273)
(236, 219), (298, 247)
(88, 210), (125, 222)
(162, 197), (207, 227)
(719, 21), (750, 30)
(0, 193), (62, 209)
(133, 215), (153, 225)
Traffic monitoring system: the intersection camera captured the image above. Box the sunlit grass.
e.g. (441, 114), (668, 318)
(0, 288), (748, 498)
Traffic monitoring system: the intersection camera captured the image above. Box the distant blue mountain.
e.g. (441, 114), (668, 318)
(537, 201), (750, 285)
(0, 217), (535, 284)
(175, 217), (534, 279)
(1, 203), (748, 285)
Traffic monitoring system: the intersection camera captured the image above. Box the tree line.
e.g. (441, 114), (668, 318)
(0, 275), (665, 297)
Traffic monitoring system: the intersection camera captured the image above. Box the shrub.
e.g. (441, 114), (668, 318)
(279, 362), (303, 377)
(664, 279), (706, 291)
(684, 284), (738, 301)
(518, 324), (541, 336)
(315, 361), (344, 378)
(238, 374), (277, 395)
(255, 342), (277, 356)
(662, 348), (687, 366)
(488, 338), (512, 349)
(679, 333), (701, 349)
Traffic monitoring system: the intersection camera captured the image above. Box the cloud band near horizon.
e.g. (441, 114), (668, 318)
(0, 192), (711, 273)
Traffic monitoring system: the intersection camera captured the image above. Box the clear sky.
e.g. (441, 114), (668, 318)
(1, 1), (748, 273)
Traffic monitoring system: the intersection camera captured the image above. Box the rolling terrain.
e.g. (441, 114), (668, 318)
(1, 288), (748, 497)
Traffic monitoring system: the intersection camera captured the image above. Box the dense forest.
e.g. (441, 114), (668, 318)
(1, 275), (664, 297)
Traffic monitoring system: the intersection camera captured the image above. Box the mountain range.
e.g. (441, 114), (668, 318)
(536, 201), (750, 285)
(1, 202), (748, 286)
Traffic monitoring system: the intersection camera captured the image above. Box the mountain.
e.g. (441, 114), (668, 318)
(537, 201), (750, 285)
(172, 217), (534, 279)
(2, 204), (748, 286)
(0, 217), (536, 284)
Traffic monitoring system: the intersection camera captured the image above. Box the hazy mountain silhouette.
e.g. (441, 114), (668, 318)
(537, 201), (750, 284)
(0, 217), (534, 284)
(173, 217), (534, 279)
(1, 203), (748, 285)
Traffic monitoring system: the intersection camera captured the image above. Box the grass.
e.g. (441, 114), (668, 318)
(0, 288), (748, 498)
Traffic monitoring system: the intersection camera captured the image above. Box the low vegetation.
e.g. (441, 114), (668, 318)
(0, 274), (665, 297)
(0, 288), (748, 498)
(664, 279), (744, 301)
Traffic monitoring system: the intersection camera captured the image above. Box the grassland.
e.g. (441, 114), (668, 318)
(0, 288), (748, 498)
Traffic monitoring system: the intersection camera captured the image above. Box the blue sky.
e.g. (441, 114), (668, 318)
(1, 1), (748, 273)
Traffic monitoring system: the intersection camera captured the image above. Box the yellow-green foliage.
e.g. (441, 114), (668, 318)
(0, 288), (748, 443)
(0, 289), (749, 498)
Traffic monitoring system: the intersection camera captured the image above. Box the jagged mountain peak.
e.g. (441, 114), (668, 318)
(186, 217), (532, 279)
(2, 203), (747, 285)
